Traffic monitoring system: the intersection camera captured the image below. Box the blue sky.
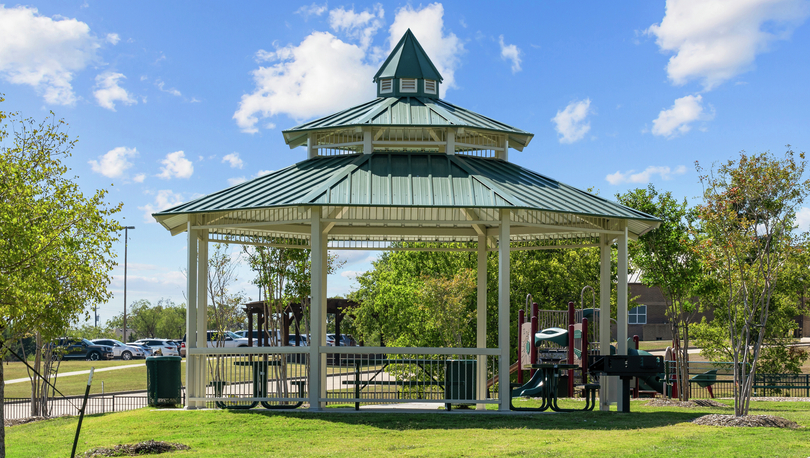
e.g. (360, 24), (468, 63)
(2, 1), (810, 325)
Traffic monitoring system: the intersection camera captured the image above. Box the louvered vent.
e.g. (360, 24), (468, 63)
(400, 78), (417, 93)
(424, 79), (437, 94)
(380, 79), (392, 93)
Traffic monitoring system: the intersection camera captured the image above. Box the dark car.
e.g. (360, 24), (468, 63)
(51, 338), (114, 361)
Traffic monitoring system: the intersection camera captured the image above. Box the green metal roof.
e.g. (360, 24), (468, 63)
(154, 153), (658, 235)
(282, 96), (534, 151)
(373, 29), (443, 83)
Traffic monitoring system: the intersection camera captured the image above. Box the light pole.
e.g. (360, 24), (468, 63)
(123, 226), (135, 342)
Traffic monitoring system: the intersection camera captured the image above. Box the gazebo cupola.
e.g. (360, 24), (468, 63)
(373, 29), (443, 99)
(282, 30), (533, 161)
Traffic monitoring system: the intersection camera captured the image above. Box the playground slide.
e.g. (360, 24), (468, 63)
(628, 347), (665, 394)
(511, 367), (546, 398)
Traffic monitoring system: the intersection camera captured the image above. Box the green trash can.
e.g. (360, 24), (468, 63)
(146, 356), (182, 407)
(445, 360), (476, 404)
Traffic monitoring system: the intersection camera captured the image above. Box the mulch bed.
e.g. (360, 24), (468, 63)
(645, 399), (728, 408)
(692, 414), (800, 429)
(83, 441), (190, 457)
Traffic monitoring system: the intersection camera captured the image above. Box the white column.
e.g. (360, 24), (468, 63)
(446, 129), (455, 155)
(498, 210), (511, 411)
(363, 129), (372, 155)
(184, 222), (198, 409)
(501, 138), (509, 162)
(308, 209), (324, 410)
(307, 134), (317, 159)
(616, 224), (629, 412)
(476, 233), (487, 410)
(599, 234), (613, 411)
(196, 229), (209, 403)
(320, 228), (329, 407)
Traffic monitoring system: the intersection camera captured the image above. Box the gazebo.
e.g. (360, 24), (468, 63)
(154, 30), (659, 412)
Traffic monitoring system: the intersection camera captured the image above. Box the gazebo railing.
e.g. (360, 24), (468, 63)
(324, 346), (500, 407)
(187, 346), (500, 408)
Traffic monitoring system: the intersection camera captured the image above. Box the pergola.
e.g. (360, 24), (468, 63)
(154, 30), (659, 412)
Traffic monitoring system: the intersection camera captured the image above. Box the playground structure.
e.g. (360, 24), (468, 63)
(513, 291), (604, 399)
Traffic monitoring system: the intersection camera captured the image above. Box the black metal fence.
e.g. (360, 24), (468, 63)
(4, 390), (185, 421)
(686, 374), (810, 399)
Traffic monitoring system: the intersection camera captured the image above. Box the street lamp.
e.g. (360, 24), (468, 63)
(123, 226), (135, 342)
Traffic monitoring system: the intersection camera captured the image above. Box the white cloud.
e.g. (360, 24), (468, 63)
(647, 0), (810, 90)
(605, 165), (688, 185)
(498, 35), (521, 73)
(651, 94), (713, 138)
(156, 79), (181, 97)
(796, 207), (810, 231)
(106, 33), (120, 45)
(256, 170), (273, 177)
(296, 3), (328, 19)
(93, 72), (136, 111)
(227, 177), (247, 186)
(329, 4), (385, 50)
(234, 3), (462, 133)
(222, 152), (244, 169)
(138, 190), (185, 223)
(0, 5), (101, 105)
(234, 32), (377, 133)
(88, 146), (138, 178)
(340, 270), (364, 279)
(388, 3), (464, 92)
(133, 173), (146, 183)
(158, 151), (193, 179)
(552, 99), (592, 144)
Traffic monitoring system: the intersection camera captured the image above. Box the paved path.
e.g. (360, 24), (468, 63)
(6, 360), (186, 385)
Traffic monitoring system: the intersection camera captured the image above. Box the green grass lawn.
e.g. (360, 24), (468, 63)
(7, 400), (810, 457)
(3, 360), (146, 382)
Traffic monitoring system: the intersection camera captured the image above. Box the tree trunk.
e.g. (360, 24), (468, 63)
(681, 326), (690, 401)
(1, 347), (6, 458)
(30, 333), (42, 417)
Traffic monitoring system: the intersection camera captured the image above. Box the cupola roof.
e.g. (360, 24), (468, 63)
(373, 29), (443, 83)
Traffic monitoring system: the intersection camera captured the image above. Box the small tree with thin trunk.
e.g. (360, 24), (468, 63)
(696, 148), (810, 416)
(0, 99), (120, 453)
(617, 185), (703, 401)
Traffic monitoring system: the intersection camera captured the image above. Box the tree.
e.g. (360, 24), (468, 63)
(695, 148), (810, 416)
(617, 184), (703, 400)
(0, 99), (121, 452)
(108, 298), (186, 340)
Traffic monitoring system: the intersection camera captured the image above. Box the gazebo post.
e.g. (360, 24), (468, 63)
(476, 233), (487, 410)
(616, 225), (629, 412)
(498, 210), (511, 411)
(599, 234), (612, 411)
(309, 210), (324, 410)
(320, 228), (329, 406)
(184, 222), (198, 409)
(196, 229), (209, 403)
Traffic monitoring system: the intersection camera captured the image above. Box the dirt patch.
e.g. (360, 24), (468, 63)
(83, 440), (190, 457)
(645, 399), (728, 408)
(4, 416), (47, 427)
(692, 414), (800, 429)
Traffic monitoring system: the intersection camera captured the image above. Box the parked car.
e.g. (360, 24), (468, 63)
(50, 338), (114, 361)
(127, 342), (154, 357)
(326, 334), (357, 346)
(180, 331), (250, 355)
(90, 339), (144, 360)
(133, 338), (180, 356)
(287, 334), (309, 346)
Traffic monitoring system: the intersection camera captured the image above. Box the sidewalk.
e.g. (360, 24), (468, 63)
(5, 360), (186, 385)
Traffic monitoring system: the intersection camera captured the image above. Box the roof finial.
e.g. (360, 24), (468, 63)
(373, 29), (443, 98)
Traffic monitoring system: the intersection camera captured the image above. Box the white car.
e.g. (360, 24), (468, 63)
(133, 338), (180, 356)
(91, 339), (145, 360)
